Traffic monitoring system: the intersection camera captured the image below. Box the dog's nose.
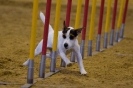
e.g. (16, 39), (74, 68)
(64, 43), (68, 49)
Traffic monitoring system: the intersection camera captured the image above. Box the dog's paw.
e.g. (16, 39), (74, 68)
(66, 62), (73, 67)
(80, 70), (87, 75)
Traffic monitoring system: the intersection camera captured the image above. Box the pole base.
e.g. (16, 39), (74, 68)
(103, 33), (108, 48)
(39, 55), (46, 78)
(96, 34), (101, 51)
(70, 52), (75, 62)
(115, 31), (119, 42)
(60, 59), (66, 67)
(27, 59), (34, 84)
(50, 51), (57, 72)
(120, 24), (125, 38)
(80, 40), (85, 59)
(110, 30), (114, 45)
(87, 40), (92, 56)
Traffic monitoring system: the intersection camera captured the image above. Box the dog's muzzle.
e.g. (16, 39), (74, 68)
(64, 43), (68, 49)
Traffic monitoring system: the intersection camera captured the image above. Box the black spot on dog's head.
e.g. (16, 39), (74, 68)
(62, 34), (66, 39)
(69, 29), (77, 40)
(69, 28), (83, 40)
(62, 21), (70, 33)
(62, 21), (70, 39)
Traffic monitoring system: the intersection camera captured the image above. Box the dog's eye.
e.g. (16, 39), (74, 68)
(62, 34), (66, 39)
(69, 35), (74, 40)
(69, 34), (75, 40)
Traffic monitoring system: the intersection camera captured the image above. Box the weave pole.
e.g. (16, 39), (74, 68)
(39, 0), (51, 78)
(87, 0), (97, 56)
(96, 0), (105, 51)
(61, 0), (72, 67)
(115, 0), (125, 42)
(103, 0), (112, 48)
(50, 0), (62, 72)
(110, 0), (118, 45)
(70, 0), (82, 62)
(27, 0), (38, 84)
(120, 0), (129, 38)
(80, 0), (89, 59)
(66, 0), (72, 27)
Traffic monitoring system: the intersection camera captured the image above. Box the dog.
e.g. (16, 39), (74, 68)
(23, 12), (87, 75)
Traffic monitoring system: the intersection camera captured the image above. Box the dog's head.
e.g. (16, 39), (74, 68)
(62, 21), (83, 50)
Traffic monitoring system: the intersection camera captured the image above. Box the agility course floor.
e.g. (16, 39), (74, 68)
(0, 0), (133, 88)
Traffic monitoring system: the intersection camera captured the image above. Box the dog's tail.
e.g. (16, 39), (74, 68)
(40, 11), (53, 32)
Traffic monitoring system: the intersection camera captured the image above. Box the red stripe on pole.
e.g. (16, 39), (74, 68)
(111, 0), (118, 30)
(66, 0), (72, 27)
(42, 0), (52, 55)
(122, 0), (129, 24)
(97, 0), (105, 34)
(82, 0), (89, 40)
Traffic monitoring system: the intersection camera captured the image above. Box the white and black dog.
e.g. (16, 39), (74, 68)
(23, 12), (87, 75)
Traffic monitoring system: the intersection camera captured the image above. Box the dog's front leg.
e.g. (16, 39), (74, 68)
(60, 52), (73, 66)
(58, 48), (72, 66)
(73, 44), (87, 74)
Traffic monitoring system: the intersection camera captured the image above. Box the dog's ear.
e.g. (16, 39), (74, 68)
(75, 28), (83, 35)
(63, 21), (67, 30)
(62, 21), (70, 34)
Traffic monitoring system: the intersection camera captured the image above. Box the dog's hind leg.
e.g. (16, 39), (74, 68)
(34, 39), (43, 56)
(23, 39), (43, 66)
